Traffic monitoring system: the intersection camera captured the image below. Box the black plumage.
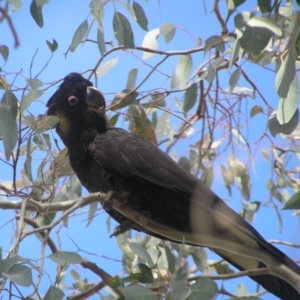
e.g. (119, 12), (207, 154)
(46, 73), (300, 299)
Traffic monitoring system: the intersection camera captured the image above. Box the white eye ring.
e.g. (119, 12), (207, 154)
(68, 96), (78, 105)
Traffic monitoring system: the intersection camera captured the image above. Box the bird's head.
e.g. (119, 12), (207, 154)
(46, 72), (107, 146)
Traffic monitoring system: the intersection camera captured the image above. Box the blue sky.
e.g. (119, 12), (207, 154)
(1, 1), (299, 299)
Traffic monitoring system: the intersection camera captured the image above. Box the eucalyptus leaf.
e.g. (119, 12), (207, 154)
(113, 12), (135, 48)
(44, 286), (64, 300)
(126, 69), (138, 90)
(122, 285), (158, 300)
(175, 55), (193, 89)
(129, 242), (154, 268)
(3, 264), (32, 287)
(30, 0), (43, 27)
(48, 251), (83, 265)
(46, 39), (58, 52)
(0, 91), (18, 160)
(0, 45), (9, 61)
(160, 22), (176, 43)
(183, 83), (197, 113)
(277, 74), (298, 125)
(70, 20), (88, 52)
(229, 66), (242, 94)
(96, 58), (119, 77)
(133, 1), (148, 31)
(97, 28), (106, 56)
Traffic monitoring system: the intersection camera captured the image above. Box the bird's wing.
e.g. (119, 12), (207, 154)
(89, 128), (197, 192)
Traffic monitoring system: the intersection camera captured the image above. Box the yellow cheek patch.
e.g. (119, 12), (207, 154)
(55, 111), (70, 135)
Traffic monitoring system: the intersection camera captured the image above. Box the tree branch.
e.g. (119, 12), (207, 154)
(2, 192), (300, 292)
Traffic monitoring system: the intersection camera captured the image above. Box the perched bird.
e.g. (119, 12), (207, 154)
(47, 73), (300, 299)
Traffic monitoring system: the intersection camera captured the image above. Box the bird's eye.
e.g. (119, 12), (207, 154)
(68, 96), (78, 106)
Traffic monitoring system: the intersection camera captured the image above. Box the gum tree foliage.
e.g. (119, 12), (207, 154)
(0, 0), (300, 299)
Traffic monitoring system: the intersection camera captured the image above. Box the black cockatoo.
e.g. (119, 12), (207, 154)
(46, 73), (300, 299)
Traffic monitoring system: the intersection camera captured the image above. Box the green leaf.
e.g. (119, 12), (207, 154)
(0, 248), (2, 276)
(268, 109), (299, 137)
(26, 78), (43, 90)
(44, 286), (64, 300)
(133, 1), (148, 31)
(172, 282), (191, 300)
(211, 57), (225, 69)
(3, 264), (32, 287)
(30, 0), (43, 27)
(227, 0), (246, 12)
(243, 201), (260, 223)
(97, 28), (106, 56)
(171, 71), (180, 89)
(275, 51), (296, 98)
(113, 12), (135, 48)
(165, 246), (175, 273)
(35, 115), (59, 134)
(126, 69), (138, 90)
(141, 29), (160, 59)
(239, 26), (273, 60)
(0, 45), (9, 62)
(258, 0), (272, 13)
(250, 105), (263, 117)
(240, 168), (251, 200)
(109, 114), (119, 127)
(35, 0), (50, 5)
(70, 20), (88, 52)
(1, 257), (19, 277)
(203, 166), (214, 187)
(96, 58), (119, 77)
(24, 135), (33, 182)
(189, 277), (219, 300)
(175, 55), (193, 89)
(277, 74), (298, 124)
(213, 260), (234, 275)
(70, 269), (81, 281)
(110, 89), (138, 111)
(206, 65), (216, 83)
(228, 39), (240, 70)
(48, 251), (83, 265)
(87, 202), (98, 226)
(20, 89), (44, 113)
(118, 0), (136, 20)
(10, 0), (22, 12)
(129, 243), (154, 268)
(190, 247), (207, 273)
(150, 92), (165, 107)
(234, 12), (251, 38)
(160, 22), (176, 43)
(229, 66), (242, 94)
(156, 111), (170, 138)
(46, 39), (58, 52)
(171, 263), (189, 288)
(248, 16), (282, 36)
(90, 0), (104, 28)
(0, 91), (18, 160)
(204, 35), (222, 55)
(231, 128), (246, 144)
(138, 263), (154, 283)
(183, 83), (197, 113)
(178, 157), (192, 172)
(284, 191), (300, 209)
(122, 285), (158, 300)
(0, 76), (9, 90)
